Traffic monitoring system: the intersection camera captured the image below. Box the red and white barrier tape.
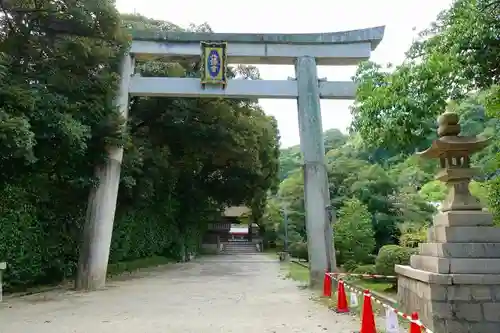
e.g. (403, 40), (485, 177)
(328, 272), (397, 279)
(327, 273), (433, 333)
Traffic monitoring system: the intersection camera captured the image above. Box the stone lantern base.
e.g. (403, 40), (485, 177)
(396, 210), (500, 333)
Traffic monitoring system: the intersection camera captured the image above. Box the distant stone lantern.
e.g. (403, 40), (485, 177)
(416, 111), (490, 212)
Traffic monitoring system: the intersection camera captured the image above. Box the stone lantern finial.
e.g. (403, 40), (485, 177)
(416, 111), (490, 212)
(437, 112), (461, 137)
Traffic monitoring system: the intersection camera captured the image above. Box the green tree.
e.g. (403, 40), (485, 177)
(323, 128), (347, 153)
(327, 153), (402, 249)
(489, 178), (500, 224)
(277, 128), (347, 181)
(419, 180), (447, 202)
(351, 0), (499, 151)
(334, 198), (375, 267)
(0, 0), (128, 287)
(265, 0), (500, 267)
(0, 8), (280, 290)
(278, 146), (302, 180)
(375, 245), (416, 277)
(349, 0), (499, 232)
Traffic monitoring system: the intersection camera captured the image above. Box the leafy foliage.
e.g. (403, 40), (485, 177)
(264, 0), (499, 275)
(349, 0), (500, 228)
(0, 7), (279, 290)
(351, 0), (499, 151)
(419, 180), (447, 203)
(0, 0), (128, 288)
(334, 198), (375, 267)
(375, 245), (416, 277)
(289, 242), (308, 261)
(278, 128), (346, 180)
(263, 128), (437, 269)
(352, 264), (377, 275)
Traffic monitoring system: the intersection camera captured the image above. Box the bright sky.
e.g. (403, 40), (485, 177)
(116, 0), (452, 147)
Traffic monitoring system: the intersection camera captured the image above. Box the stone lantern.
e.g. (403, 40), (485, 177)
(418, 112), (489, 212)
(395, 111), (500, 333)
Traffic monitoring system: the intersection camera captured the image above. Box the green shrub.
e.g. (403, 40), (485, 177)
(107, 256), (171, 276)
(289, 241), (308, 261)
(334, 198), (375, 266)
(488, 177), (500, 225)
(399, 225), (428, 248)
(352, 264), (377, 275)
(343, 260), (358, 272)
(0, 183), (204, 291)
(375, 245), (416, 276)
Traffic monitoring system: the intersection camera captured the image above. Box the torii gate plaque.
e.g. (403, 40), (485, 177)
(76, 27), (386, 290)
(200, 41), (228, 89)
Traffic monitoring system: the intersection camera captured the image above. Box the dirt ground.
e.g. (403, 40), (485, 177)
(0, 254), (361, 332)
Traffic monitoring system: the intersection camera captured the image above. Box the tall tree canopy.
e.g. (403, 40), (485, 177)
(264, 0), (499, 272)
(350, 0), (499, 151)
(349, 0), (499, 223)
(0, 4), (279, 290)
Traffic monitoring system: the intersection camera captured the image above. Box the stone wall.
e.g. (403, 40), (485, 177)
(398, 274), (500, 333)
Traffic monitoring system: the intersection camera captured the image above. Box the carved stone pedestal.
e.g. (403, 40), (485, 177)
(396, 211), (500, 333)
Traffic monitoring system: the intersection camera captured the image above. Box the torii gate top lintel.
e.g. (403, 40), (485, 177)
(129, 26), (385, 66)
(130, 26), (385, 49)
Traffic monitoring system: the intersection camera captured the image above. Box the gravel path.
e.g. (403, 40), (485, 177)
(0, 254), (361, 332)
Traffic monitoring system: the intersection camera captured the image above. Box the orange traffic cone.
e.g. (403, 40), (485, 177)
(323, 271), (332, 297)
(335, 279), (349, 313)
(409, 312), (422, 333)
(358, 289), (377, 333)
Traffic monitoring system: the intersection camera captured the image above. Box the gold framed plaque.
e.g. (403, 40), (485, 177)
(200, 41), (228, 88)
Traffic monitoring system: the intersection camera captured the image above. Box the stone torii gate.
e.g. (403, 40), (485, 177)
(76, 27), (385, 290)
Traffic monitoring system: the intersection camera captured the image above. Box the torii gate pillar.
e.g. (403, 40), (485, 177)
(295, 56), (334, 284)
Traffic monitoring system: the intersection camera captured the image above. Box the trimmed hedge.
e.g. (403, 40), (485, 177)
(352, 264), (377, 275)
(375, 245), (416, 276)
(289, 241), (308, 261)
(0, 183), (204, 291)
